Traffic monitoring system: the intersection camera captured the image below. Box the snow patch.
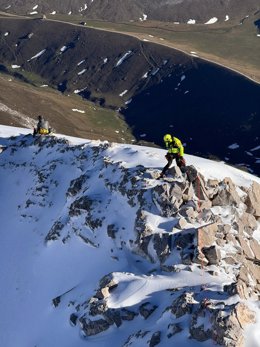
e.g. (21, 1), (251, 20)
(60, 46), (67, 52)
(139, 14), (147, 21)
(77, 60), (85, 66)
(72, 109), (85, 113)
(187, 19), (196, 24)
(119, 90), (128, 97)
(228, 143), (240, 150)
(27, 49), (46, 62)
(78, 69), (87, 76)
(205, 17), (218, 24)
(115, 51), (132, 67)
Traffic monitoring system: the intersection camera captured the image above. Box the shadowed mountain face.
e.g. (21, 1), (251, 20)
(0, 0), (259, 23)
(0, 18), (259, 174)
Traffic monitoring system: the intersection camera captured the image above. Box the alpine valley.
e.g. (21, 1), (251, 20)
(0, 2), (260, 346)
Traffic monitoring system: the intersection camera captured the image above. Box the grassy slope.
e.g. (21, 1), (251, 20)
(0, 73), (134, 143)
(50, 14), (260, 83)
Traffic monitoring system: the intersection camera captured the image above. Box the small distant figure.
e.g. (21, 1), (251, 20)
(158, 133), (186, 179)
(33, 115), (51, 136)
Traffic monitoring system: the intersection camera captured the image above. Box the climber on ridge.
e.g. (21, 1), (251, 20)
(157, 133), (186, 179)
(33, 115), (52, 136)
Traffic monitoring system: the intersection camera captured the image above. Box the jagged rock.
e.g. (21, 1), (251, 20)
(167, 323), (182, 338)
(185, 165), (198, 183)
(240, 212), (258, 234)
(237, 234), (255, 258)
(69, 196), (93, 216)
(139, 302), (158, 319)
(120, 308), (138, 321)
(79, 317), (110, 336)
(170, 292), (195, 318)
(107, 224), (118, 239)
(173, 230), (194, 249)
(85, 215), (103, 230)
(223, 256), (237, 265)
(212, 303), (256, 347)
(249, 238), (260, 259)
(152, 182), (183, 217)
(70, 313), (78, 326)
(96, 273), (118, 299)
(192, 174), (210, 202)
(182, 252), (193, 265)
(212, 177), (241, 207)
(197, 223), (218, 247)
(161, 264), (179, 272)
(45, 220), (64, 241)
(207, 179), (219, 187)
(190, 307), (212, 341)
(153, 233), (172, 263)
(202, 245), (221, 265)
(245, 258), (260, 285)
(52, 295), (61, 307)
(218, 224), (231, 235)
(134, 210), (155, 261)
(149, 331), (161, 347)
(176, 217), (188, 229)
(123, 330), (149, 347)
(182, 183), (195, 202)
(168, 165), (183, 179)
(224, 279), (251, 300)
(89, 298), (108, 316)
(193, 249), (209, 266)
(179, 205), (199, 223)
(103, 308), (122, 327)
(67, 174), (88, 197)
(245, 181), (260, 217)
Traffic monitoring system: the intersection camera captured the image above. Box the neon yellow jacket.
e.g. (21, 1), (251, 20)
(166, 136), (184, 156)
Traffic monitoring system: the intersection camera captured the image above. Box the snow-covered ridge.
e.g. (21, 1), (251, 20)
(0, 125), (259, 347)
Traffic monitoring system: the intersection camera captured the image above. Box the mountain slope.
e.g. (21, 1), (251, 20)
(0, 17), (260, 174)
(1, 0), (259, 23)
(0, 125), (259, 347)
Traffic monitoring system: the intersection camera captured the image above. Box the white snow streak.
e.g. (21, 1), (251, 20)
(27, 49), (46, 62)
(115, 51), (132, 67)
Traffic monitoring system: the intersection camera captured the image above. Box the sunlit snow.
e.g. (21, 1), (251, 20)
(205, 17), (218, 24)
(27, 49), (46, 62)
(115, 51), (132, 67)
(72, 109), (85, 113)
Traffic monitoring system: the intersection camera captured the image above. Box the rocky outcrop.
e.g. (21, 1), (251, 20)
(34, 136), (259, 345)
(212, 303), (256, 347)
(245, 181), (260, 218)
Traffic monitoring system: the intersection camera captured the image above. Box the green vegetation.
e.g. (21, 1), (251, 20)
(0, 72), (134, 143)
(49, 14), (260, 83)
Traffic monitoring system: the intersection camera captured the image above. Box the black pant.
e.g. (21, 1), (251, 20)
(162, 153), (185, 175)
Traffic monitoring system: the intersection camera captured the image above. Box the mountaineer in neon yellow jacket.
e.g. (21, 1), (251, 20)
(158, 134), (186, 178)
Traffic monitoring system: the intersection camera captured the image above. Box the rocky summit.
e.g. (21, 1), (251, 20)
(0, 127), (259, 347)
